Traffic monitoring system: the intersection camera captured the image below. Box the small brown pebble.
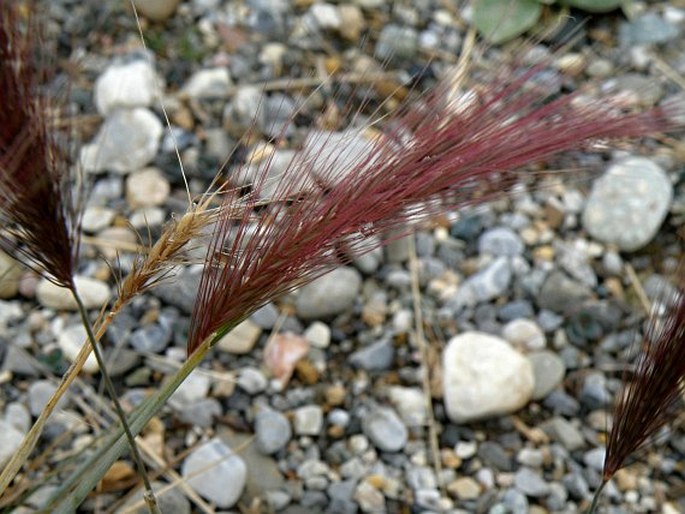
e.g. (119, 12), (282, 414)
(295, 359), (320, 385)
(325, 384), (347, 406)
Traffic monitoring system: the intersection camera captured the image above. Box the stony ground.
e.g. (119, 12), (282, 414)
(1, 0), (685, 513)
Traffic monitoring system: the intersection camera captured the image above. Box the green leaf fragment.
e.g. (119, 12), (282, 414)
(473, 0), (544, 44)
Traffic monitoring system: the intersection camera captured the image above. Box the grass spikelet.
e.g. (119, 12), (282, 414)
(587, 263), (685, 511)
(187, 64), (676, 356)
(0, 1), (79, 288)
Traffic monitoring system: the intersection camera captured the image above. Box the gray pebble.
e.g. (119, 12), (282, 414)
(528, 351), (566, 400)
(349, 338), (394, 371)
(295, 267), (361, 319)
(537, 271), (591, 314)
(237, 367), (268, 394)
(478, 227), (524, 257)
(514, 467), (550, 497)
(540, 416), (585, 451)
(130, 324), (171, 353)
(619, 13), (680, 45)
(362, 406), (407, 452)
(375, 25), (418, 61)
(122, 480), (190, 514)
(28, 380), (68, 417)
(255, 409), (292, 454)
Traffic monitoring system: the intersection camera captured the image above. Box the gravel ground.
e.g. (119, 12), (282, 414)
(1, 1), (685, 513)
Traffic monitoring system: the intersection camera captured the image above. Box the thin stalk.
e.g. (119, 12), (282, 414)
(72, 291), (160, 514)
(46, 329), (225, 512)
(587, 480), (607, 514)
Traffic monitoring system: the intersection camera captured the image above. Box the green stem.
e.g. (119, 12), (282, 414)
(72, 290), (160, 514)
(46, 331), (219, 513)
(587, 479), (607, 514)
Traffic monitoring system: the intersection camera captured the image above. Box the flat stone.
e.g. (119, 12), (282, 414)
(181, 437), (246, 508)
(36, 276), (111, 311)
(443, 332), (534, 423)
(502, 319), (546, 351)
(217, 318), (262, 354)
(514, 467), (550, 497)
(540, 416), (585, 451)
(362, 406), (407, 452)
(28, 380), (69, 417)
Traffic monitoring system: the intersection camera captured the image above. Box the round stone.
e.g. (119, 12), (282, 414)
(528, 351), (566, 400)
(442, 332), (534, 423)
(582, 157), (672, 251)
(295, 267), (362, 320)
(255, 409), (291, 454)
(126, 167), (170, 208)
(502, 319), (546, 351)
(58, 324), (99, 373)
(94, 58), (160, 115)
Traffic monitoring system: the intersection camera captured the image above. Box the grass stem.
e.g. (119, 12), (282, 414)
(72, 290), (160, 514)
(587, 479), (607, 514)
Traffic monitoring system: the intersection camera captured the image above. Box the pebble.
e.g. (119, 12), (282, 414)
(0, 421), (24, 468)
(216, 318), (262, 354)
(236, 367), (268, 394)
(182, 67), (232, 99)
(385, 386), (427, 427)
(28, 380), (68, 417)
(514, 467), (550, 497)
(181, 437), (247, 508)
(130, 207), (165, 229)
(133, 0), (182, 21)
(5, 402), (31, 433)
(354, 480), (385, 512)
(94, 57), (159, 115)
(295, 267), (362, 319)
(293, 405), (324, 436)
(448, 476), (481, 500)
(527, 351), (565, 400)
(582, 157), (672, 251)
(442, 332), (534, 422)
(122, 480), (190, 514)
(223, 86), (266, 136)
(80, 206), (115, 233)
(478, 227), (524, 256)
(57, 324), (100, 373)
(80, 108), (163, 174)
(0, 251), (22, 299)
(537, 271), (591, 314)
(501, 318), (546, 351)
(451, 257), (512, 309)
(540, 416), (585, 451)
(301, 130), (378, 187)
(36, 276), (110, 311)
(126, 167), (170, 208)
(170, 370), (210, 407)
(130, 324), (171, 353)
(348, 337), (394, 371)
(255, 409), (291, 454)
(619, 12), (680, 45)
(362, 406), (407, 452)
(304, 321), (331, 349)
(375, 24), (418, 61)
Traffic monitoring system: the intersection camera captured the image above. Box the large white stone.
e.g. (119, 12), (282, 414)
(443, 331), (534, 423)
(95, 59), (160, 115)
(36, 276), (111, 311)
(80, 108), (163, 174)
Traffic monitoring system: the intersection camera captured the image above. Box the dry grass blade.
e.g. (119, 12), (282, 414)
(0, 1), (79, 288)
